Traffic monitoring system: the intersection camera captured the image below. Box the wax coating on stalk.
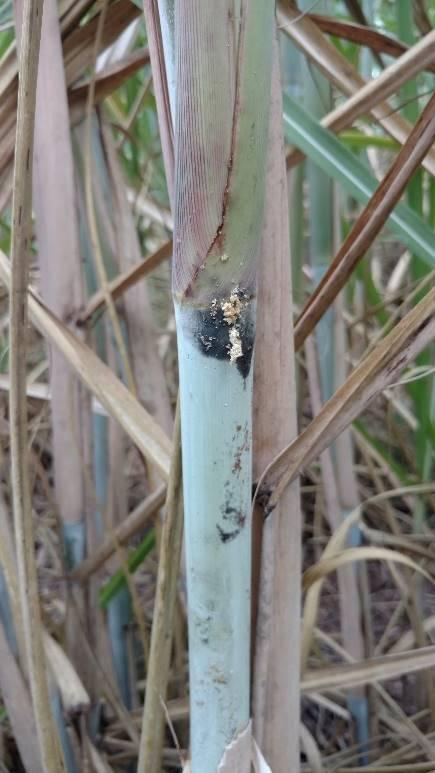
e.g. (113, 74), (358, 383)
(191, 288), (255, 380)
(175, 300), (253, 768)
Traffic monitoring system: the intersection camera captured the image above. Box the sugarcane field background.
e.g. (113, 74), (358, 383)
(0, 0), (435, 770)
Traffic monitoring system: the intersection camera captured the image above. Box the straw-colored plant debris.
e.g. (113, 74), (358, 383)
(0, 1), (434, 772)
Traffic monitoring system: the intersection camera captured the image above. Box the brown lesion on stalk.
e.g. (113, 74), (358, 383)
(179, 6), (256, 310)
(232, 422), (250, 475)
(199, 3), (242, 267)
(204, 153), (233, 259)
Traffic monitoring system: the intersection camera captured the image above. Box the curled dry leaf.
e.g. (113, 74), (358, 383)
(303, 545), (435, 591)
(43, 634), (90, 715)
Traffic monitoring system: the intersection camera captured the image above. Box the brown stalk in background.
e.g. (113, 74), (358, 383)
(413, 0), (432, 36)
(16, 0), (94, 689)
(251, 43), (301, 772)
(343, 0), (377, 31)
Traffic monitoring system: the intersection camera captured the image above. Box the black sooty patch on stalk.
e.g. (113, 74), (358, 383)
(192, 291), (255, 379)
(216, 525), (240, 543)
(216, 503), (247, 543)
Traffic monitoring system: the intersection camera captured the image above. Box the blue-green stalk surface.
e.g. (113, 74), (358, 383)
(176, 305), (253, 769)
(172, 1), (274, 769)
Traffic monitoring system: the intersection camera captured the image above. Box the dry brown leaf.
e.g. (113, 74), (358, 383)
(78, 239), (173, 323)
(257, 284), (435, 514)
(294, 93), (435, 350)
(309, 12), (435, 69)
(279, 4), (435, 175)
(302, 645), (435, 693)
(0, 250), (172, 479)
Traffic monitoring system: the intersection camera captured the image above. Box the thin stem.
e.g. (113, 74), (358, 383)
(70, 485), (166, 581)
(138, 398), (183, 773)
(84, 0), (136, 394)
(9, 0), (65, 769)
(83, 14), (155, 661)
(78, 239), (173, 324)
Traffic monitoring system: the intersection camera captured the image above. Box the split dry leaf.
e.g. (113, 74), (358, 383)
(299, 723), (324, 773)
(42, 633), (90, 715)
(252, 738), (272, 773)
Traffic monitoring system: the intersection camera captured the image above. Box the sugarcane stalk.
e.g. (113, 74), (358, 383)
(172, 2), (274, 769)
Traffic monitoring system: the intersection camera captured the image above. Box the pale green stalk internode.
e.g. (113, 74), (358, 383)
(172, 2), (274, 769)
